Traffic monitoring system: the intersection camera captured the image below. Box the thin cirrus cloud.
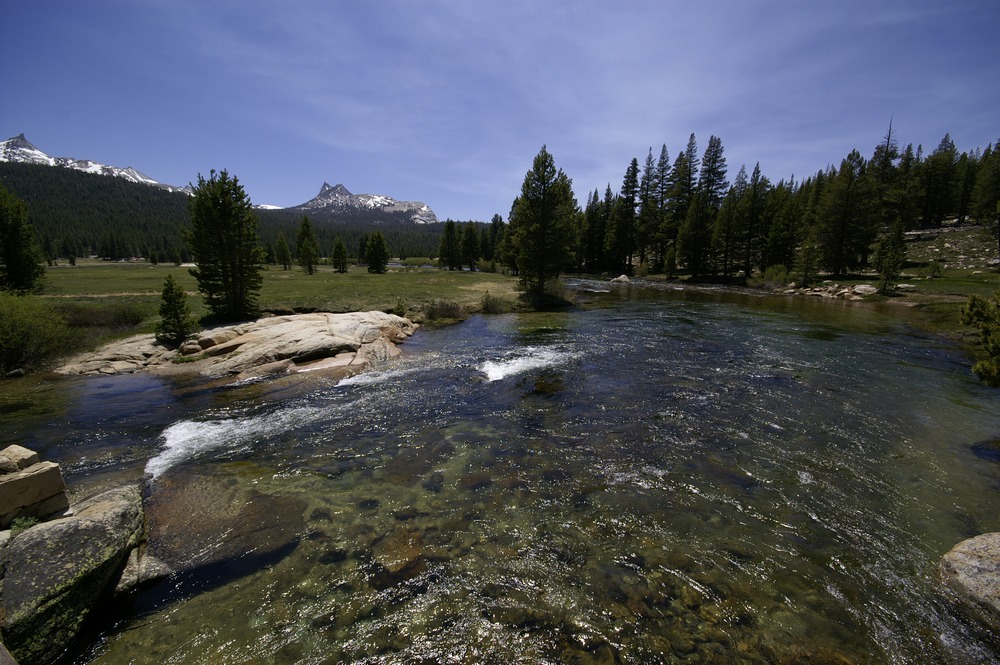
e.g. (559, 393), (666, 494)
(2, 0), (997, 220)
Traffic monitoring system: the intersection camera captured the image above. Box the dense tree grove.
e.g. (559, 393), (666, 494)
(0, 185), (45, 291)
(548, 125), (1000, 283)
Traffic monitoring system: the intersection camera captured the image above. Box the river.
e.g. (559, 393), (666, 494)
(4, 280), (1000, 663)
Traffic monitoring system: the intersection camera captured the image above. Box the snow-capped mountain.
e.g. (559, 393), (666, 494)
(291, 182), (439, 224)
(0, 134), (190, 193)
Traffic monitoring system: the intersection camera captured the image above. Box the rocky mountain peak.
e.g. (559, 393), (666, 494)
(293, 182), (439, 224)
(319, 182), (353, 198)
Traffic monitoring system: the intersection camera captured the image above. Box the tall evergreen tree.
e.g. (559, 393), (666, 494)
(489, 214), (506, 262)
(606, 158), (639, 274)
(817, 150), (876, 276)
(653, 144), (673, 270)
(512, 146), (579, 295)
(0, 185), (45, 292)
(872, 220), (906, 294)
(678, 136), (726, 278)
(742, 162), (770, 275)
(462, 222), (480, 271)
(698, 135), (729, 208)
(955, 150), (979, 224)
(365, 231), (390, 274)
(296, 216), (321, 274)
(921, 133), (958, 226)
(275, 234), (292, 270)
(155, 273), (196, 346)
(332, 237), (349, 273)
(714, 166), (747, 281)
(186, 169), (265, 321)
(972, 142), (1000, 260)
(667, 135), (699, 247)
(762, 180), (801, 272)
(637, 148), (659, 268)
(438, 220), (461, 270)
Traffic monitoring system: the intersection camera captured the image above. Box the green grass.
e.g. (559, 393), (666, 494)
(41, 260), (520, 325)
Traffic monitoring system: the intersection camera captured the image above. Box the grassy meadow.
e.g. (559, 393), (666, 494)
(20, 222), (1000, 373)
(41, 258), (520, 331)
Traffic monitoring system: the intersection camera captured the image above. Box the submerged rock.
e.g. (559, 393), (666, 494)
(144, 467), (305, 583)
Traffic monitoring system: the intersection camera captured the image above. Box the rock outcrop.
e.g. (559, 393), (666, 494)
(57, 311), (418, 379)
(1, 484), (144, 664)
(939, 532), (1000, 632)
(780, 283), (881, 300)
(0, 445), (70, 528)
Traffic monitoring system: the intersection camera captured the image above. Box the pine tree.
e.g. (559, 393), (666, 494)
(742, 162), (770, 275)
(606, 158), (639, 274)
(961, 291), (1000, 386)
(714, 166), (747, 281)
(296, 216), (320, 274)
(462, 222), (480, 271)
(512, 146), (579, 295)
(365, 231), (390, 274)
(275, 234), (292, 270)
(667, 135), (699, 246)
(653, 144), (673, 270)
(155, 273), (197, 347)
(186, 170), (265, 321)
(762, 180), (801, 272)
(872, 220), (906, 294)
(0, 185), (46, 292)
(921, 134), (958, 227)
(637, 148), (659, 268)
(438, 220), (461, 270)
(332, 237), (349, 273)
(817, 150), (876, 276)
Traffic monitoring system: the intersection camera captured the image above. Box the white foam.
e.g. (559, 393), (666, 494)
(337, 367), (418, 387)
(145, 405), (323, 478)
(480, 347), (574, 382)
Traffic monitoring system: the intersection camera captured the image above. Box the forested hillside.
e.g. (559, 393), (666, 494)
(0, 162), (449, 262)
(0, 161), (191, 261)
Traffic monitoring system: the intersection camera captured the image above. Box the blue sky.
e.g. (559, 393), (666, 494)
(4, 1), (998, 221)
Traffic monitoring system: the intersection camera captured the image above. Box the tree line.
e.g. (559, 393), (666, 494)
(506, 125), (1000, 289)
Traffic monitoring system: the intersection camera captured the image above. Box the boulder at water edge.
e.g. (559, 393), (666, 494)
(56, 311), (418, 379)
(1, 485), (144, 664)
(939, 532), (1000, 631)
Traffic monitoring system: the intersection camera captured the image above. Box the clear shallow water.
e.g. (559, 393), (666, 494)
(4, 281), (1000, 663)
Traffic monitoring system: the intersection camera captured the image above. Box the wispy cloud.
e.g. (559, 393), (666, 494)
(4, 0), (998, 218)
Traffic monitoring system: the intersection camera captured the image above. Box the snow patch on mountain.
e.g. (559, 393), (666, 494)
(0, 134), (190, 194)
(292, 182), (439, 224)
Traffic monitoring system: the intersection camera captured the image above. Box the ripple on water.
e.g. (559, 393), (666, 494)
(60, 290), (1000, 664)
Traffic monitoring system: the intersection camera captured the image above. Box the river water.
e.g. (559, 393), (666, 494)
(4, 280), (1000, 663)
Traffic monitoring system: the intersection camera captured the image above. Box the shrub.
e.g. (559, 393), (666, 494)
(480, 291), (508, 314)
(424, 299), (464, 321)
(919, 260), (943, 279)
(753, 264), (790, 289)
(10, 516), (39, 536)
(55, 300), (153, 331)
(961, 291), (1000, 386)
(0, 292), (75, 373)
